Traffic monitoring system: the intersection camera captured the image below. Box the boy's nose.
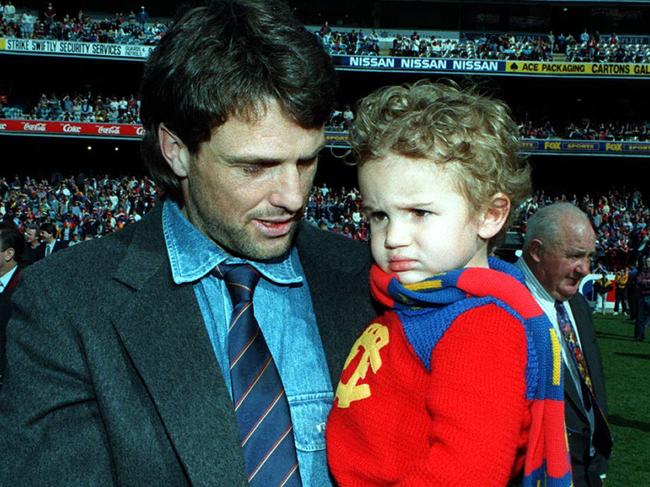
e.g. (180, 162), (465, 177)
(384, 220), (410, 248)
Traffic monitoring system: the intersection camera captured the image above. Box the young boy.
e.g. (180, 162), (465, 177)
(326, 81), (572, 486)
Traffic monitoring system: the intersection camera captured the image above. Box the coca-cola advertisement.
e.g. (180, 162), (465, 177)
(0, 119), (143, 139)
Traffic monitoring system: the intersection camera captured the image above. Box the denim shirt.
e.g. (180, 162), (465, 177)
(162, 200), (334, 486)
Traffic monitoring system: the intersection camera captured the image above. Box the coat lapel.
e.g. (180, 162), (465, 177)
(562, 363), (587, 421)
(296, 224), (374, 384)
(110, 204), (246, 485)
(6, 267), (20, 293)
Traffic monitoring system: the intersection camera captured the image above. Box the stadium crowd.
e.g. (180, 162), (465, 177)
(0, 91), (141, 124)
(563, 30), (650, 63)
(1, 175), (648, 271)
(518, 119), (650, 141)
(4, 2), (650, 64)
(314, 26), (650, 64)
(1, 175), (157, 246)
(565, 120), (650, 141)
(0, 2), (167, 45)
(5, 94), (650, 145)
(315, 28), (554, 61)
(315, 22), (380, 55)
(1, 174), (648, 318)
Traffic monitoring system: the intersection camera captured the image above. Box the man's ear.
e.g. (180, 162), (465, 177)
(477, 192), (511, 240)
(158, 123), (191, 178)
(527, 238), (544, 263)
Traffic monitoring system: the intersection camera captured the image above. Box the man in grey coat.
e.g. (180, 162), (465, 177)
(0, 1), (376, 485)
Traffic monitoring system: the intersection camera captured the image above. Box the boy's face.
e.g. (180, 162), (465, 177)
(359, 152), (489, 284)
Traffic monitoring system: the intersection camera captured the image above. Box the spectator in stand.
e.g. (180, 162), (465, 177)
(2, 1), (15, 22)
(136, 5), (149, 30)
(628, 261), (639, 321)
(556, 32), (567, 53)
(593, 273), (613, 314)
(20, 11), (36, 38)
(39, 222), (68, 257)
(635, 255), (650, 341)
(43, 2), (56, 23)
(613, 266), (629, 315)
(20, 225), (42, 265)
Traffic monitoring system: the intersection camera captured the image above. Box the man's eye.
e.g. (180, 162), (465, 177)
(298, 157), (318, 167)
(241, 165), (264, 175)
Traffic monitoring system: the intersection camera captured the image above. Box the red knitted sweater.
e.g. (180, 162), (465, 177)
(326, 295), (531, 485)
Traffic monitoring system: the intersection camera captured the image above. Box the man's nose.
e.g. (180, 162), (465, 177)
(269, 165), (309, 213)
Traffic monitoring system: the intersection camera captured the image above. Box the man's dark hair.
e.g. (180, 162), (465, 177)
(39, 222), (57, 237)
(139, 0), (337, 202)
(0, 224), (24, 259)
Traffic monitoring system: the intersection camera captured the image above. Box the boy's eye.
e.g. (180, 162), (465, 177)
(411, 209), (431, 218)
(368, 211), (388, 223)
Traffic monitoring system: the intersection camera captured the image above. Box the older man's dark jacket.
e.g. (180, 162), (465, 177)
(565, 294), (612, 487)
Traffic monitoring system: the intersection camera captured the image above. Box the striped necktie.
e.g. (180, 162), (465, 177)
(215, 263), (302, 486)
(555, 300), (594, 403)
(555, 300), (614, 457)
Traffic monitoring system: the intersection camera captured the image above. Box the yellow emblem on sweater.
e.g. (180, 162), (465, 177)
(335, 323), (389, 408)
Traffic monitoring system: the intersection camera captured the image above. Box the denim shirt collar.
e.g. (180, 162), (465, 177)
(162, 199), (303, 286)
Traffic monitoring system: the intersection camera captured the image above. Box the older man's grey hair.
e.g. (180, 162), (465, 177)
(523, 202), (591, 252)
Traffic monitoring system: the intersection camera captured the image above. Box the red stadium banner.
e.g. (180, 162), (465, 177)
(0, 119), (144, 139)
(4, 121), (650, 156)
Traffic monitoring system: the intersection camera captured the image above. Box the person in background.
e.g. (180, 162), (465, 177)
(613, 265), (629, 316)
(20, 226), (42, 266)
(516, 202), (612, 486)
(0, 224), (23, 384)
(136, 5), (149, 30)
(634, 255), (650, 342)
(38, 222), (68, 257)
(627, 262), (639, 321)
(593, 273), (613, 314)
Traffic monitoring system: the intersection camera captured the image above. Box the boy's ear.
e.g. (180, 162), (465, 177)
(158, 123), (191, 178)
(477, 192), (511, 240)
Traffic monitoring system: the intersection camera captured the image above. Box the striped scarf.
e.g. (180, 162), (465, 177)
(371, 257), (572, 486)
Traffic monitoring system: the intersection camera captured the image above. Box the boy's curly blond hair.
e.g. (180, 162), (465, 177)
(351, 79), (531, 249)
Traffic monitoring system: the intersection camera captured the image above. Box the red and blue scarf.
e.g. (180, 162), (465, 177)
(371, 257), (572, 486)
